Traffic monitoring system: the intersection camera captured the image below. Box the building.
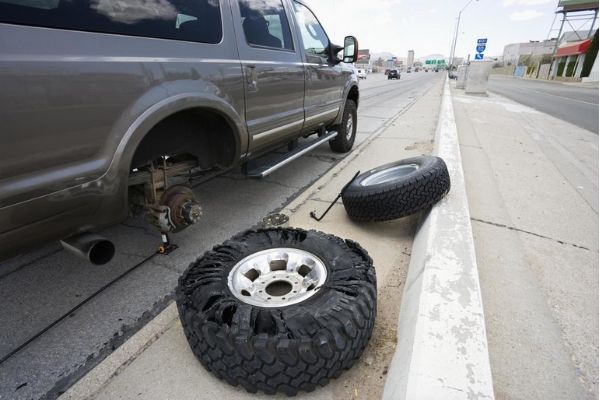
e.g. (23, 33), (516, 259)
(500, 29), (597, 80)
(407, 50), (414, 67)
(502, 40), (557, 66)
(552, 33), (596, 79)
(548, 1), (599, 80)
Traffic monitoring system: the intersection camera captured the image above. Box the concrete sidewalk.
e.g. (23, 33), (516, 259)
(59, 78), (446, 400)
(452, 84), (598, 399)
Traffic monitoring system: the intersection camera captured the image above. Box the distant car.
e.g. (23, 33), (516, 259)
(406, 67), (412, 73)
(449, 69), (458, 79)
(388, 70), (400, 80)
(384, 69), (390, 75)
(356, 69), (367, 79)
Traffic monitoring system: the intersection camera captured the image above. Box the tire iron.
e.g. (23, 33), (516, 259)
(310, 171), (360, 222)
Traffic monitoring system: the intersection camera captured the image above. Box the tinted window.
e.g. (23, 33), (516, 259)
(238, 0), (293, 51)
(0, 0), (223, 44)
(292, 1), (328, 57)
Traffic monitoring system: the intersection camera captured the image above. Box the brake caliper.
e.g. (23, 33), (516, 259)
(148, 185), (203, 233)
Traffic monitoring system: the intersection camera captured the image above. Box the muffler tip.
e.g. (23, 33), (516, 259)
(61, 234), (116, 265)
(89, 240), (115, 265)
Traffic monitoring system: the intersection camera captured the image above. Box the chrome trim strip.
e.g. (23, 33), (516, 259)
(305, 108), (339, 122)
(253, 119), (304, 140)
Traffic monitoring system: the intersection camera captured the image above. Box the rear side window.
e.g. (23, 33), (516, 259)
(238, 0), (293, 51)
(0, 0), (223, 44)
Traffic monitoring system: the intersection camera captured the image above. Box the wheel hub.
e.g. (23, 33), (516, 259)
(228, 248), (327, 308)
(360, 164), (419, 186)
(346, 116), (354, 140)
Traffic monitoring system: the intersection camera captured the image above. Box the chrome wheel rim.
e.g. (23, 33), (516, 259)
(228, 248), (327, 308)
(346, 116), (354, 140)
(360, 164), (419, 186)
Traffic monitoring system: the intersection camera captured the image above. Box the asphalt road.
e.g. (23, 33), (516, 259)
(0, 71), (444, 400)
(488, 75), (599, 134)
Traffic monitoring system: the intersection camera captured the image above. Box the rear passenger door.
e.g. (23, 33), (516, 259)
(232, 0), (305, 154)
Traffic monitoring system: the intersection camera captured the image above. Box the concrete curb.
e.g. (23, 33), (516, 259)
(382, 78), (495, 400)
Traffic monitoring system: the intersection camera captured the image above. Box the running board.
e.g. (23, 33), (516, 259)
(246, 131), (338, 178)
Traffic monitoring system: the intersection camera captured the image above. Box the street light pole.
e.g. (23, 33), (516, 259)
(449, 0), (478, 68)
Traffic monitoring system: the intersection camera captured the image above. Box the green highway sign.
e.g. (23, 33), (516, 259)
(425, 59), (446, 65)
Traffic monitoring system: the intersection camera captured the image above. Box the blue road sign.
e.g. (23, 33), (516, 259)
(476, 45), (486, 53)
(477, 38), (488, 44)
(475, 53), (484, 60)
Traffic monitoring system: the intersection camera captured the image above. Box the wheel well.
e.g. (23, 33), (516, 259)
(131, 108), (238, 170)
(348, 85), (359, 108)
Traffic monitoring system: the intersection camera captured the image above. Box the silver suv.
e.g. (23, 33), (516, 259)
(0, 0), (359, 263)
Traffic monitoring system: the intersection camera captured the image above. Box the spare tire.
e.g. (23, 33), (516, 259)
(175, 228), (377, 396)
(341, 156), (450, 222)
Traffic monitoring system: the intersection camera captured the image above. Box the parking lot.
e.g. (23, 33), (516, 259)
(0, 71), (443, 400)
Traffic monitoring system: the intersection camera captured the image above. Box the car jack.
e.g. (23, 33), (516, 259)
(158, 232), (178, 255)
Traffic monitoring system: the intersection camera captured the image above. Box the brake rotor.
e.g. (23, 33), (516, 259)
(160, 185), (202, 232)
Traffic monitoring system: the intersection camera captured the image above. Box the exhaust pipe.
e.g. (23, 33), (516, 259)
(61, 233), (115, 265)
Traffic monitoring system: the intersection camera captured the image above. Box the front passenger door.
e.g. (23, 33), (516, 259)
(292, 1), (345, 133)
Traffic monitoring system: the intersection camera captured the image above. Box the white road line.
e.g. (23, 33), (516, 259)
(527, 88), (598, 106)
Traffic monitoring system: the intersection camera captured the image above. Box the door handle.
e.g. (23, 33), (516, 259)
(246, 65), (258, 92)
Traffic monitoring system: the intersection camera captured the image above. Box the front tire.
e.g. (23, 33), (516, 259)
(329, 99), (357, 153)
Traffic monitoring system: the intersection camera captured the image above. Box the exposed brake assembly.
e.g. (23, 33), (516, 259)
(129, 156), (203, 254)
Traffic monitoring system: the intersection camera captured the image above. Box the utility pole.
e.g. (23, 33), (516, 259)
(449, 0), (479, 69)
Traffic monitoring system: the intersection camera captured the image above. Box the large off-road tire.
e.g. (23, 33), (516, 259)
(341, 156), (450, 222)
(175, 228), (377, 396)
(329, 99), (357, 153)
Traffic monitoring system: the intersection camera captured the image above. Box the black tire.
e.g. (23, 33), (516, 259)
(328, 99), (357, 153)
(341, 156), (450, 222)
(176, 228), (377, 396)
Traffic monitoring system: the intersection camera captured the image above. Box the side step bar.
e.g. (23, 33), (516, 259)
(246, 131), (338, 178)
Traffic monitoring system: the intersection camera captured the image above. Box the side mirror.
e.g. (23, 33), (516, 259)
(343, 36), (358, 63)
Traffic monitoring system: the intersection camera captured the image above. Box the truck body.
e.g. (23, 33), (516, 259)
(0, 0), (359, 261)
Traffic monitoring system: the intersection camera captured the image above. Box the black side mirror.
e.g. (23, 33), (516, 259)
(343, 36), (358, 63)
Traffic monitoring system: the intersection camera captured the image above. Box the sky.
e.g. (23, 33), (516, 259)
(305, 0), (598, 60)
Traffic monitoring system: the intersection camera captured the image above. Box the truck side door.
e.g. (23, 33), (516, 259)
(232, 0), (305, 154)
(291, 1), (345, 133)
